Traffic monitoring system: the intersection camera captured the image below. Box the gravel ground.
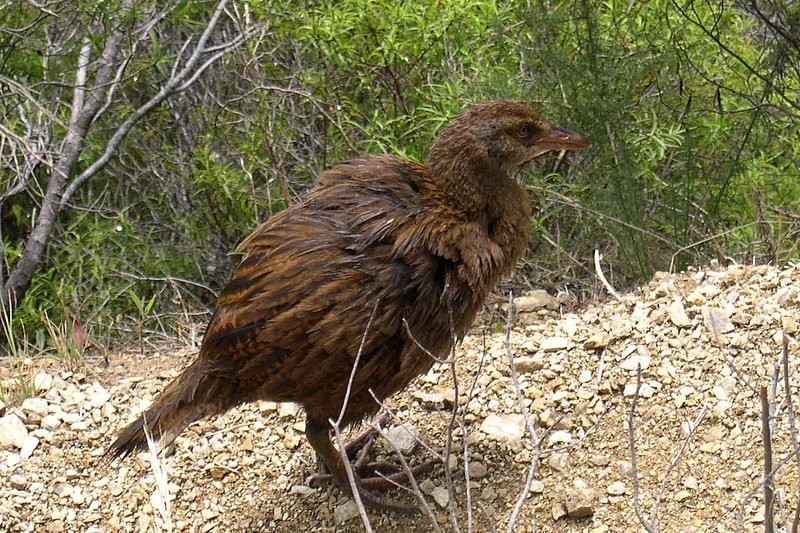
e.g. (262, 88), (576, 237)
(1, 262), (798, 532)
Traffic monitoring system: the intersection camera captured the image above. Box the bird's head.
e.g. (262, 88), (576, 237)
(428, 100), (591, 173)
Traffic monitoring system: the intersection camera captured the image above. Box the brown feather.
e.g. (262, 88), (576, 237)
(107, 100), (590, 502)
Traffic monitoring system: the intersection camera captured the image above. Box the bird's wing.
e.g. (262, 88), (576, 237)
(197, 155), (457, 405)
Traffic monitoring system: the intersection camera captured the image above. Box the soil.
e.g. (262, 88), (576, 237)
(1, 262), (798, 532)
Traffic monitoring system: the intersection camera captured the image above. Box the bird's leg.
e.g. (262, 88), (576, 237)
(343, 411), (390, 466)
(305, 417), (419, 513)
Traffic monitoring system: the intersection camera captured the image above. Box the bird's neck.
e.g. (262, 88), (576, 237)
(426, 141), (505, 216)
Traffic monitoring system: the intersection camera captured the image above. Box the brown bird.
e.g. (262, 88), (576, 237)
(108, 100), (590, 510)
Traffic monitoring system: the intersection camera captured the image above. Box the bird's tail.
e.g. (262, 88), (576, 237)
(106, 359), (235, 459)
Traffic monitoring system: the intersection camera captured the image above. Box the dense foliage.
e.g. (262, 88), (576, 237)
(1, 0), (798, 350)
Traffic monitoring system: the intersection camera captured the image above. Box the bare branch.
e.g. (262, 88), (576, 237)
(628, 364), (657, 533)
(761, 386), (775, 532)
(505, 291), (544, 532)
(594, 249), (622, 301)
(60, 0), (253, 207)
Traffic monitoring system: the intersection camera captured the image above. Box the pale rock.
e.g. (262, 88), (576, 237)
(0, 413), (28, 448)
(607, 481), (626, 495)
(20, 435), (39, 460)
(383, 423), (419, 454)
(668, 299), (693, 328)
(686, 290), (706, 306)
(447, 453), (457, 472)
(551, 502), (568, 520)
(207, 464), (230, 480)
(564, 487), (595, 518)
(334, 500), (359, 524)
(578, 369), (593, 383)
(620, 352), (652, 371)
(10, 473), (27, 489)
(413, 391), (445, 405)
(61, 412), (82, 424)
(419, 479), (436, 495)
(684, 476), (699, 490)
(88, 388), (111, 409)
(277, 402), (300, 418)
(609, 319), (632, 339)
(702, 307), (734, 338)
(547, 430), (572, 446)
(561, 317), (579, 338)
(714, 376), (736, 400)
(623, 382), (654, 397)
(432, 486), (450, 508)
(583, 331), (610, 350)
(515, 290), (559, 312)
(540, 336), (569, 352)
(481, 486), (497, 500)
(41, 414), (62, 429)
(514, 356), (545, 373)
(531, 479), (545, 493)
(290, 485), (316, 497)
(616, 460), (633, 477)
(480, 414), (525, 440)
(34, 372), (54, 392)
(548, 452), (569, 472)
(21, 397), (49, 418)
(674, 490), (692, 502)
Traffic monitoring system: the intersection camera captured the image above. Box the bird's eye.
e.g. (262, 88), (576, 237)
(518, 125), (532, 139)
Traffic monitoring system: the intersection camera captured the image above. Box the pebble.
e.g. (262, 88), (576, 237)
(383, 423), (419, 454)
(514, 356), (546, 373)
(432, 486), (450, 508)
(515, 290), (559, 311)
(548, 452), (569, 472)
(607, 481), (626, 495)
(623, 382), (654, 397)
(702, 307), (735, 337)
(41, 414), (62, 429)
(540, 336), (569, 352)
(10, 473), (27, 490)
(88, 388), (111, 409)
(668, 299), (693, 327)
(0, 413), (28, 448)
(467, 461), (488, 479)
(583, 331), (610, 350)
(34, 372), (54, 391)
(564, 487), (595, 518)
(547, 430), (572, 446)
(277, 402), (300, 418)
(21, 397), (49, 418)
(333, 500), (359, 524)
(480, 414), (525, 440)
(20, 435), (39, 460)
(620, 351), (652, 371)
(419, 479), (436, 495)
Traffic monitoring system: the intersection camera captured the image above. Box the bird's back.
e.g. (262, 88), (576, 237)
(195, 153), (529, 425)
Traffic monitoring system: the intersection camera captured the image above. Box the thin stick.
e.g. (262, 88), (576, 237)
(761, 386), (775, 533)
(505, 291), (544, 532)
(331, 299), (381, 533)
(594, 249), (622, 301)
(628, 364), (656, 533)
(650, 405), (708, 522)
(780, 334), (800, 533)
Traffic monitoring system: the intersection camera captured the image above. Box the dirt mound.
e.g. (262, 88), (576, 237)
(1, 262), (798, 532)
